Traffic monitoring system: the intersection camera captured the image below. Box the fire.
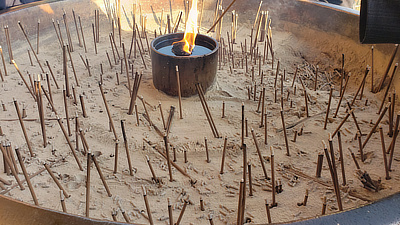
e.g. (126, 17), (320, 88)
(39, 4), (54, 14)
(174, 0), (198, 55)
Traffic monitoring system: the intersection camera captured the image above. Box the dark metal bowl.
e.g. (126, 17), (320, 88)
(150, 33), (219, 97)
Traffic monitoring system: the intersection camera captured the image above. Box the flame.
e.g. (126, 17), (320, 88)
(174, 0), (198, 55)
(39, 4), (54, 14)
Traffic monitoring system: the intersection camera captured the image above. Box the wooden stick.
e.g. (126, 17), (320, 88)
(280, 109), (290, 156)
(376, 44), (398, 92)
(176, 66), (183, 119)
(321, 196), (327, 215)
(334, 73), (351, 118)
(142, 186), (154, 225)
(86, 152), (91, 217)
(324, 86), (333, 130)
(207, 0), (237, 33)
(17, 22), (44, 72)
(251, 129), (269, 179)
(44, 163), (70, 198)
(164, 135), (174, 182)
(91, 153), (112, 197)
(15, 147), (38, 205)
(0, 145), (24, 190)
(99, 83), (118, 140)
(379, 126), (391, 180)
(362, 103), (390, 149)
(378, 63), (397, 114)
(56, 115), (83, 171)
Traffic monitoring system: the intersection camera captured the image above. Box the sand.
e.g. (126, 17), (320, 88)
(0, 2), (399, 225)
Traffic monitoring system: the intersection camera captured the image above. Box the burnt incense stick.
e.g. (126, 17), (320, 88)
(99, 83), (118, 140)
(78, 16), (87, 53)
(113, 140), (119, 174)
(0, 46), (7, 76)
(52, 19), (63, 47)
(251, 129), (269, 179)
(205, 137), (210, 163)
(321, 196), (327, 215)
(362, 103), (390, 149)
(348, 148), (361, 169)
(350, 67), (370, 107)
(265, 199), (272, 223)
(35, 79), (46, 147)
(91, 154), (112, 197)
(13, 100), (34, 157)
(72, 10), (82, 47)
(280, 109), (290, 156)
(334, 73), (351, 118)
(63, 12), (73, 52)
(337, 131), (346, 185)
(62, 45), (70, 97)
(346, 102), (363, 135)
(27, 49), (33, 66)
(207, 0), (237, 33)
(260, 87), (265, 127)
(175, 198), (188, 225)
(60, 190), (67, 213)
(195, 83), (219, 138)
(324, 86), (333, 130)
(79, 95), (88, 118)
(332, 109), (353, 138)
(220, 137), (228, 174)
(12, 60), (35, 100)
(142, 186), (155, 225)
(63, 90), (72, 137)
(304, 89), (309, 117)
(379, 126), (391, 180)
(176, 66), (183, 119)
(357, 131), (364, 162)
(291, 66), (298, 87)
(44, 163), (70, 198)
(56, 115), (83, 171)
(67, 45), (79, 87)
(18, 22), (44, 72)
(248, 162), (253, 196)
(316, 152), (323, 178)
(376, 44), (398, 92)
(200, 196), (205, 211)
(164, 135), (174, 182)
(121, 120), (134, 176)
(146, 155), (158, 182)
(15, 147), (38, 205)
(0, 144), (24, 190)
(264, 113), (268, 144)
(236, 180), (244, 225)
(270, 146), (277, 207)
(4, 26), (13, 63)
(37, 19), (40, 54)
(378, 63), (397, 114)
(388, 114), (400, 170)
(86, 152), (91, 217)
(92, 24), (97, 54)
(323, 141), (343, 211)
(46, 61), (60, 89)
(122, 43), (131, 95)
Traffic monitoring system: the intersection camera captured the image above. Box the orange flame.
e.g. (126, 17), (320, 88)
(174, 0), (198, 54)
(39, 4), (54, 14)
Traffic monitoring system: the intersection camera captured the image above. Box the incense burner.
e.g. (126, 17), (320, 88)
(150, 33), (219, 97)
